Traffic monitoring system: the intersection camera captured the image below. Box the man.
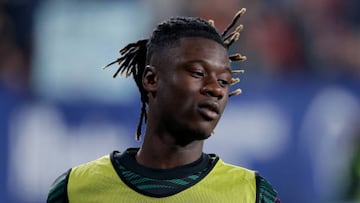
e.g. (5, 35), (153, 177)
(47, 8), (280, 202)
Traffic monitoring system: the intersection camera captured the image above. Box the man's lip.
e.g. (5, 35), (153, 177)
(198, 101), (220, 120)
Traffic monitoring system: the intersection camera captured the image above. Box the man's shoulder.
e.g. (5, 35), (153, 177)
(73, 154), (111, 169)
(215, 159), (256, 179)
(47, 153), (113, 203)
(47, 169), (71, 203)
(255, 173), (281, 203)
(214, 159), (280, 203)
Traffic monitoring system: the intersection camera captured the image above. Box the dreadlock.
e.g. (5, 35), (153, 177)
(103, 8), (247, 141)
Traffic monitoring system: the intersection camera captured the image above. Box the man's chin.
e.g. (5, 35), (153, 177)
(190, 128), (213, 141)
(173, 129), (212, 146)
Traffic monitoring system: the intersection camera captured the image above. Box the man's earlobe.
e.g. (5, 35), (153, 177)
(143, 65), (158, 92)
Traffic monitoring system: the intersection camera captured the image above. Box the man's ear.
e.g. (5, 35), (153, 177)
(143, 65), (158, 92)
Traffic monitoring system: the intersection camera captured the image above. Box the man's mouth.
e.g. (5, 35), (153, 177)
(198, 101), (220, 120)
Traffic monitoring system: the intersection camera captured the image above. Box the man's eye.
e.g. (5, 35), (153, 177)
(191, 71), (205, 77)
(218, 79), (230, 87)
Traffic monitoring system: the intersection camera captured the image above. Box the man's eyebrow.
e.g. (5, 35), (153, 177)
(185, 59), (206, 65)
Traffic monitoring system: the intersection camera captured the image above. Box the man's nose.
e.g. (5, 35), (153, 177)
(200, 76), (225, 100)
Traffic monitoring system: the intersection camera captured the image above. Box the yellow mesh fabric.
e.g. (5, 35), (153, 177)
(68, 155), (256, 203)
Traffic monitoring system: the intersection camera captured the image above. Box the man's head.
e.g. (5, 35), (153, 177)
(103, 8), (247, 140)
(144, 37), (231, 144)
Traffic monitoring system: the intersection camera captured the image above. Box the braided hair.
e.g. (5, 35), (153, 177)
(103, 8), (247, 141)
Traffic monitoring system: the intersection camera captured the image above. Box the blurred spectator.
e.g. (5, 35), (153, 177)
(0, 42), (28, 94)
(0, 1), (35, 95)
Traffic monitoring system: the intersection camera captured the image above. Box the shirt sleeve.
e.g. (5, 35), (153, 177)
(47, 169), (72, 203)
(255, 173), (281, 203)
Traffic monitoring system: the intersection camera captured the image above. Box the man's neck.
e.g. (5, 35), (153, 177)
(135, 133), (204, 169)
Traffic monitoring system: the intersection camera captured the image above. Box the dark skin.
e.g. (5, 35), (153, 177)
(136, 37), (232, 169)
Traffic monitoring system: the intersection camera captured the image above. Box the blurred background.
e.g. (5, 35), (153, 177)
(1, 0), (360, 202)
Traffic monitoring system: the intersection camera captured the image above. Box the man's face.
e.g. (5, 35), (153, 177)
(151, 37), (231, 142)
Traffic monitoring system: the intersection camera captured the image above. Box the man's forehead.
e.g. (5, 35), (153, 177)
(150, 37), (228, 63)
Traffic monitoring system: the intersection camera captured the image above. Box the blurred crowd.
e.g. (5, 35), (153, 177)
(183, 0), (360, 77)
(1, 0), (360, 96)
